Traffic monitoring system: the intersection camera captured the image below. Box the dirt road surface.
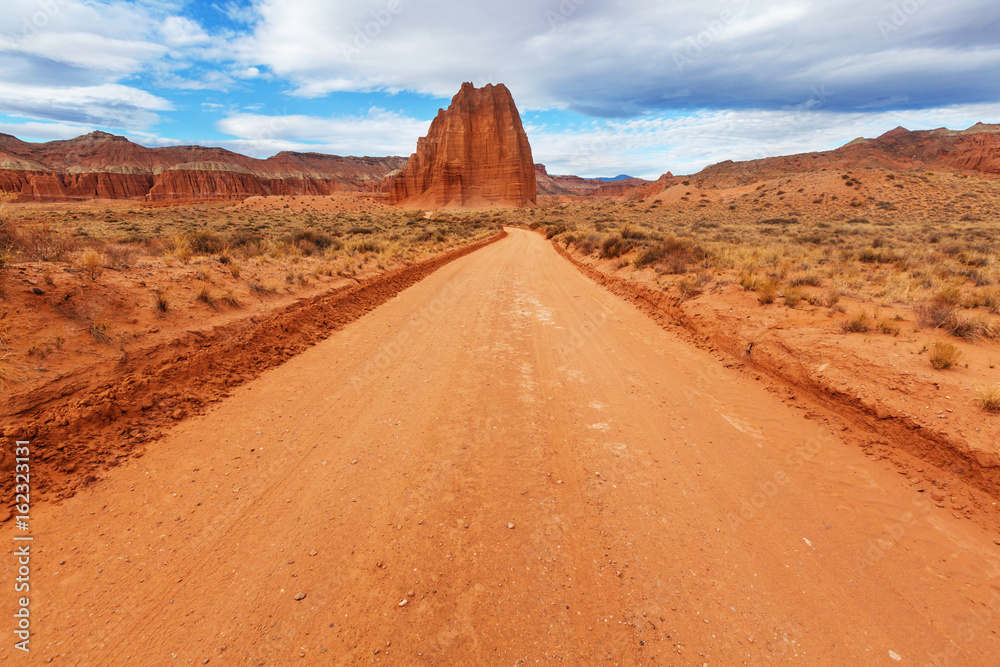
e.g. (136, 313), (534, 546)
(4, 228), (999, 665)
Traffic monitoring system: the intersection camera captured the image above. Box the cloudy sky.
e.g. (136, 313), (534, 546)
(1, 0), (999, 178)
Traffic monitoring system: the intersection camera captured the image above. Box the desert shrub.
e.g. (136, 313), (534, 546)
(599, 233), (632, 259)
(347, 238), (385, 254)
(104, 244), (136, 269)
(789, 272), (823, 287)
(916, 300), (955, 329)
(974, 383), (1000, 412)
(841, 311), (873, 333)
(739, 272), (759, 291)
(824, 290), (841, 307)
(79, 250), (104, 280)
(929, 341), (962, 370)
(784, 286), (805, 307)
(946, 312), (998, 340)
(228, 261), (241, 278)
(876, 317), (901, 336)
(545, 224), (567, 240)
(917, 299), (998, 340)
(186, 231), (226, 254)
(172, 238), (193, 264)
(1, 220), (76, 261)
(633, 235), (702, 271)
(578, 232), (601, 256)
(756, 280), (779, 305)
(619, 225), (648, 240)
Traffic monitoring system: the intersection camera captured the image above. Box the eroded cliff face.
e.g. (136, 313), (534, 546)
(389, 82), (537, 209)
(0, 131), (406, 202)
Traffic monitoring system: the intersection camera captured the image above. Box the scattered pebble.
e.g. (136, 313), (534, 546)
(350, 459), (358, 465)
(889, 650), (902, 661)
(309, 550), (317, 556)
(508, 523), (515, 529)
(398, 599), (408, 607)
(294, 592), (306, 601)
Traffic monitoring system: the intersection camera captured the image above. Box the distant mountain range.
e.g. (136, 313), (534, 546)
(0, 121), (997, 203)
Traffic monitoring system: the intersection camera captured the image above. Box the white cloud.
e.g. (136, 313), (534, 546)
(3, 31), (166, 73)
(234, 0), (1000, 115)
(215, 107), (428, 157)
(160, 16), (212, 48)
(529, 102), (1000, 179)
(0, 81), (172, 129)
(0, 119), (95, 141)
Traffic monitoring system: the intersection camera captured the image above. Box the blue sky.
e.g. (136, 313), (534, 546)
(1, 0), (999, 178)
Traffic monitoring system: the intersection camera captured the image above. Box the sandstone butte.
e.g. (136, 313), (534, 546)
(389, 82), (538, 209)
(0, 131), (407, 202)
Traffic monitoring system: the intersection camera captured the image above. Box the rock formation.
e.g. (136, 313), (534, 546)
(534, 164), (654, 199)
(0, 131), (406, 202)
(389, 83), (537, 208)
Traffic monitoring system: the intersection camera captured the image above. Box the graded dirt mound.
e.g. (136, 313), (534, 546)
(0, 231), (506, 519)
(389, 82), (537, 208)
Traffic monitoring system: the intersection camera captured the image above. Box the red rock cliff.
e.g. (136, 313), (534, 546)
(0, 131), (406, 202)
(389, 83), (537, 208)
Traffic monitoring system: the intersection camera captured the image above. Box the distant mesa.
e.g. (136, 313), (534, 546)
(0, 131), (406, 202)
(389, 82), (537, 209)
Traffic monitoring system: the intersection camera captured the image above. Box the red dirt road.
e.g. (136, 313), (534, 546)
(4, 228), (999, 665)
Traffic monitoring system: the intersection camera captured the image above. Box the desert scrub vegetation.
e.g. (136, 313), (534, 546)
(0, 200), (500, 291)
(537, 171), (1000, 343)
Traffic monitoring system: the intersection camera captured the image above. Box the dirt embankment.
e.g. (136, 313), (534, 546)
(552, 240), (1000, 507)
(0, 231), (507, 518)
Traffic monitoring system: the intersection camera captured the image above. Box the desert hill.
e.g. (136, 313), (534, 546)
(638, 123), (1000, 196)
(0, 131), (407, 202)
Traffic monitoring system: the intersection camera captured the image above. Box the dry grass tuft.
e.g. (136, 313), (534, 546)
(974, 383), (1000, 412)
(841, 311), (873, 333)
(218, 290), (243, 309)
(876, 316), (901, 336)
(784, 285), (805, 308)
(196, 284), (216, 309)
(0, 351), (26, 393)
(756, 280), (779, 305)
(929, 341), (963, 370)
(154, 288), (169, 314)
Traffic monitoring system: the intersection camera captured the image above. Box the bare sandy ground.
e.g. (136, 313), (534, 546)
(2, 228), (998, 664)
